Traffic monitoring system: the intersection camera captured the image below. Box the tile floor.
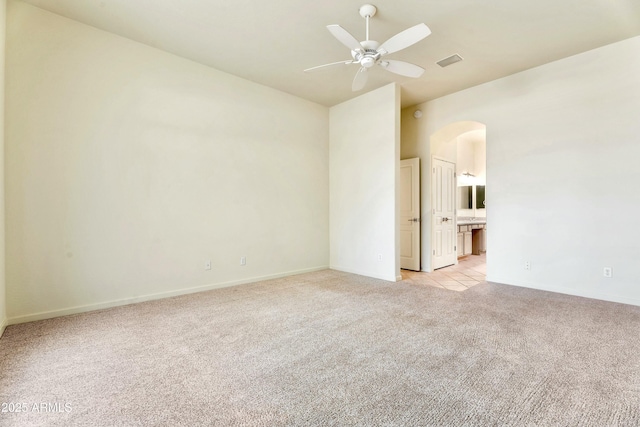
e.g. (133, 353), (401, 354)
(401, 253), (486, 292)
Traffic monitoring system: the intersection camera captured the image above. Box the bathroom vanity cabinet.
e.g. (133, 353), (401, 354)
(457, 221), (486, 258)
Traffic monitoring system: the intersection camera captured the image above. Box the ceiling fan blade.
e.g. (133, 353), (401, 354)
(304, 60), (354, 73)
(381, 60), (425, 78)
(327, 25), (363, 51)
(378, 23), (431, 55)
(352, 67), (368, 91)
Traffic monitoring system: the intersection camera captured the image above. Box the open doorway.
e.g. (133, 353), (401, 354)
(454, 128), (487, 273)
(430, 122), (487, 271)
(400, 119), (487, 291)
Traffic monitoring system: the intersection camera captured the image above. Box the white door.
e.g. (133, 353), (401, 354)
(432, 158), (456, 270)
(400, 158), (420, 271)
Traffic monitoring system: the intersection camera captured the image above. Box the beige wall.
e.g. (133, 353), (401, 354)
(402, 35), (640, 305)
(330, 83), (401, 281)
(0, 0), (6, 336)
(5, 2), (329, 322)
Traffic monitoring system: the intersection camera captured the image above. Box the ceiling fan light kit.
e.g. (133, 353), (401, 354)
(304, 4), (431, 92)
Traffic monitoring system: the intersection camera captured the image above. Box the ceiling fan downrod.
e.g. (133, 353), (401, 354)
(359, 4), (377, 41)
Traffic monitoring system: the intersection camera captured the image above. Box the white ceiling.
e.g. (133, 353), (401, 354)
(17, 0), (640, 108)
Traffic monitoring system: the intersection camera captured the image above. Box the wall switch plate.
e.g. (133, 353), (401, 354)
(240, 256), (246, 266)
(524, 261), (531, 270)
(205, 260), (211, 270)
(603, 267), (613, 278)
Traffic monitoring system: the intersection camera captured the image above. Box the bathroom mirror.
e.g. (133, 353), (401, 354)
(476, 185), (486, 209)
(458, 186), (472, 210)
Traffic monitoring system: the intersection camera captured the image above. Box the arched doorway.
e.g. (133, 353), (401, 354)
(400, 120), (488, 292)
(428, 121), (486, 270)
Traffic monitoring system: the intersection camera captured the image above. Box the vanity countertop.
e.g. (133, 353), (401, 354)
(457, 218), (487, 226)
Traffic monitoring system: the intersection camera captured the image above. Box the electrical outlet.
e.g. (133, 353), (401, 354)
(205, 260), (211, 270)
(378, 254), (382, 261)
(240, 256), (246, 266)
(524, 261), (531, 270)
(603, 267), (613, 278)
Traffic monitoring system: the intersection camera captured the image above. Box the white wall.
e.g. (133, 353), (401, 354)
(0, 0), (6, 336)
(330, 83), (401, 281)
(457, 130), (486, 184)
(403, 35), (640, 306)
(5, 1), (329, 323)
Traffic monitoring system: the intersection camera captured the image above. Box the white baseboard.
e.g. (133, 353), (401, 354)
(0, 317), (8, 338)
(330, 265), (397, 282)
(487, 276), (640, 307)
(8, 266), (329, 325)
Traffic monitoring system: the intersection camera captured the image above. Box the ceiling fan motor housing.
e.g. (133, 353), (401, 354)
(360, 40), (379, 50)
(351, 48), (380, 65)
(352, 39), (381, 68)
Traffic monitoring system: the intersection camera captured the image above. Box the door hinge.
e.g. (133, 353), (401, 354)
(433, 250), (435, 255)
(433, 167), (435, 173)
(454, 246), (457, 251)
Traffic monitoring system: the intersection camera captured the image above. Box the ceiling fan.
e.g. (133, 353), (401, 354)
(304, 4), (431, 91)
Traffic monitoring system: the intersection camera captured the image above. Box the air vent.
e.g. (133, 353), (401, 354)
(436, 54), (463, 68)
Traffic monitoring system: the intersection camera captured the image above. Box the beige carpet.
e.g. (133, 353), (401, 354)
(1, 270), (639, 426)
